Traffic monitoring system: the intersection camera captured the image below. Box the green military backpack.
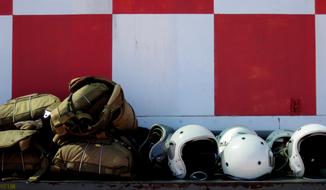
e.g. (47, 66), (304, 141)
(50, 76), (138, 145)
(52, 138), (135, 179)
(0, 130), (50, 183)
(0, 94), (61, 131)
(0, 94), (60, 182)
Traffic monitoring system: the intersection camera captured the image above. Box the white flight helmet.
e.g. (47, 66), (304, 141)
(139, 124), (175, 167)
(216, 126), (257, 154)
(221, 134), (274, 180)
(266, 130), (293, 174)
(266, 129), (293, 149)
(167, 124), (218, 180)
(288, 123), (326, 178)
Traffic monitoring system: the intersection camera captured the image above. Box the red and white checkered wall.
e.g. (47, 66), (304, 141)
(1, 0), (326, 131)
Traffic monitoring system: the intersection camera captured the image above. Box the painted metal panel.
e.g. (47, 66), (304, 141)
(138, 115), (326, 132)
(0, 0), (12, 15)
(113, 14), (214, 116)
(113, 0), (213, 14)
(214, 0), (315, 14)
(215, 14), (316, 116)
(0, 16), (12, 104)
(13, 15), (112, 100)
(316, 0), (326, 14)
(13, 0), (112, 15)
(316, 15), (326, 115)
(279, 115), (326, 131)
(137, 116), (280, 131)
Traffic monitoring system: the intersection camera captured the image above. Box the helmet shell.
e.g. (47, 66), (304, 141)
(221, 134), (274, 180)
(217, 126), (257, 154)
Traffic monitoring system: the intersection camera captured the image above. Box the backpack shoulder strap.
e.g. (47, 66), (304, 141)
(88, 84), (125, 131)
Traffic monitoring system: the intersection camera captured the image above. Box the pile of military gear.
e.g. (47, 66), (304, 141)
(0, 76), (139, 182)
(49, 76), (138, 179)
(0, 93), (60, 183)
(2, 76), (326, 182)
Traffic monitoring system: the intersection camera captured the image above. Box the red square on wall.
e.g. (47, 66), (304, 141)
(0, 0), (12, 15)
(13, 15), (112, 100)
(316, 0), (326, 14)
(113, 0), (213, 14)
(215, 14), (316, 116)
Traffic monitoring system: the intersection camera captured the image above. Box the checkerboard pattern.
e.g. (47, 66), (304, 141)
(1, 0), (325, 130)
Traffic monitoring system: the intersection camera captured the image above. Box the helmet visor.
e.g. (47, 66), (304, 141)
(182, 139), (218, 179)
(299, 134), (326, 178)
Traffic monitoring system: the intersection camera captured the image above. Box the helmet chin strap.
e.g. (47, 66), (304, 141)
(189, 171), (208, 181)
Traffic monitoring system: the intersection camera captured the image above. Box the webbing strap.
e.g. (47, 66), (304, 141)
(51, 107), (62, 128)
(12, 101), (17, 123)
(90, 84), (124, 132)
(99, 144), (104, 174)
(12, 95), (35, 123)
(51, 104), (77, 128)
(62, 162), (130, 176)
(20, 151), (25, 172)
(27, 142), (51, 183)
(79, 142), (90, 172)
(27, 157), (49, 183)
(82, 94), (91, 105)
(28, 95), (33, 119)
(1, 152), (4, 172)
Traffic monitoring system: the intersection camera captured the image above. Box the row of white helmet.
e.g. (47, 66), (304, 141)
(156, 123), (326, 180)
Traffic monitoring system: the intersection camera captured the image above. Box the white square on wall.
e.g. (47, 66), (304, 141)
(317, 15), (326, 115)
(13, 0), (112, 15)
(113, 14), (214, 116)
(214, 0), (314, 14)
(0, 16), (12, 104)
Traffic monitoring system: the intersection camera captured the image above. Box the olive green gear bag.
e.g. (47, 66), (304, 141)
(52, 138), (134, 178)
(0, 130), (50, 183)
(0, 94), (61, 131)
(50, 76), (138, 145)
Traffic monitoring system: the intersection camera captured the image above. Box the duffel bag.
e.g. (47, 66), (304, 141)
(0, 130), (50, 183)
(52, 138), (135, 178)
(0, 93), (60, 131)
